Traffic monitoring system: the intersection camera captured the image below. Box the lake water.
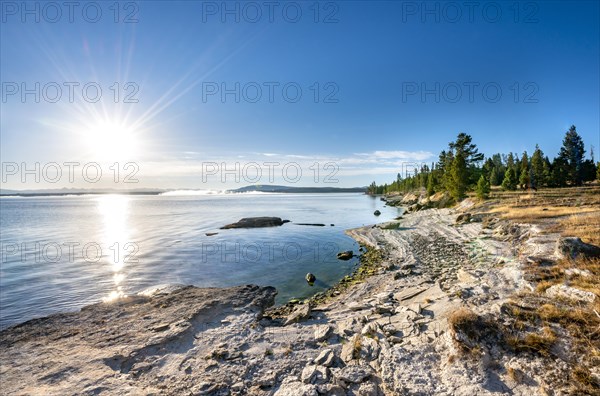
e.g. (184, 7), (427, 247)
(0, 193), (400, 329)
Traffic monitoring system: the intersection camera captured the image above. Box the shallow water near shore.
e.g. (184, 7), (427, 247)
(0, 193), (399, 329)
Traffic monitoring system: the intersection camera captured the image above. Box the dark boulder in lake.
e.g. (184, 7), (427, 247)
(374, 210), (381, 216)
(306, 273), (316, 284)
(337, 251), (354, 260)
(220, 217), (289, 229)
(295, 223), (326, 227)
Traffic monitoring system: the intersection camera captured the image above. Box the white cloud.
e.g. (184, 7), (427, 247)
(364, 150), (433, 160)
(124, 148), (436, 189)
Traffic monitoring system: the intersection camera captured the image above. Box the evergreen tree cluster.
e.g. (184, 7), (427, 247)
(367, 125), (598, 199)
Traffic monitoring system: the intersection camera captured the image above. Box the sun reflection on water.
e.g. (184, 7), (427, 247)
(96, 195), (132, 302)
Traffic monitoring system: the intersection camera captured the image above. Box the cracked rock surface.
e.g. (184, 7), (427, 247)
(0, 206), (573, 395)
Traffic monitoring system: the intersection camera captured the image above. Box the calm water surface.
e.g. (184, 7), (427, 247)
(0, 193), (400, 329)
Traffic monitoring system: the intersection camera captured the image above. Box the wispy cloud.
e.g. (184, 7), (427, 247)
(356, 150), (434, 161)
(37, 149), (437, 190)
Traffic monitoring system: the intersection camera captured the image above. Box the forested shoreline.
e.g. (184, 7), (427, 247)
(367, 126), (599, 201)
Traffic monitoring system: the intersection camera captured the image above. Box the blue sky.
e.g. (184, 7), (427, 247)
(1, 0), (599, 189)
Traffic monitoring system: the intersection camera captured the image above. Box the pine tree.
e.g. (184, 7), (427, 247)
(582, 159), (597, 183)
(519, 151), (530, 188)
(448, 133), (483, 185)
(449, 133), (484, 165)
(476, 175), (490, 199)
(490, 167), (500, 186)
(438, 150), (454, 192)
(501, 167), (517, 191)
(506, 152), (515, 171)
(426, 172), (435, 196)
(550, 157), (568, 187)
(558, 125), (586, 186)
(514, 153), (522, 183)
(449, 151), (468, 201)
(368, 181), (377, 195)
(542, 156), (552, 186)
(530, 145), (545, 188)
(581, 147), (597, 183)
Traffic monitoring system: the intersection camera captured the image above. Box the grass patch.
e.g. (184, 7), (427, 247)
(448, 307), (502, 353)
(506, 366), (523, 384)
(535, 281), (556, 293)
(470, 186), (600, 392)
(558, 212), (600, 246)
(490, 205), (599, 223)
(572, 365), (600, 391)
(507, 327), (557, 356)
(448, 308), (479, 334)
(350, 334), (362, 361)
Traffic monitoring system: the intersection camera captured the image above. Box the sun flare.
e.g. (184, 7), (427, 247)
(84, 120), (139, 162)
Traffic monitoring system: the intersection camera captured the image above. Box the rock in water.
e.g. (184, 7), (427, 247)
(337, 251), (354, 260)
(306, 273), (316, 284)
(220, 217), (289, 229)
(374, 210), (381, 216)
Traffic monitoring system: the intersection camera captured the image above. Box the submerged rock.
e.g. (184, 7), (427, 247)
(220, 217), (290, 229)
(337, 251), (354, 260)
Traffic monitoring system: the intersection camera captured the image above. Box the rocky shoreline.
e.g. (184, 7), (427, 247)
(0, 199), (595, 395)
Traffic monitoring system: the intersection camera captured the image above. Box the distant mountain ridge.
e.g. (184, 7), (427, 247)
(0, 185), (366, 197)
(0, 187), (165, 197)
(229, 185), (366, 193)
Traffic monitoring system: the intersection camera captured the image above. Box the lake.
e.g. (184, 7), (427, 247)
(0, 192), (400, 329)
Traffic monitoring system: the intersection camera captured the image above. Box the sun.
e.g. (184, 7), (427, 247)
(84, 120), (140, 162)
